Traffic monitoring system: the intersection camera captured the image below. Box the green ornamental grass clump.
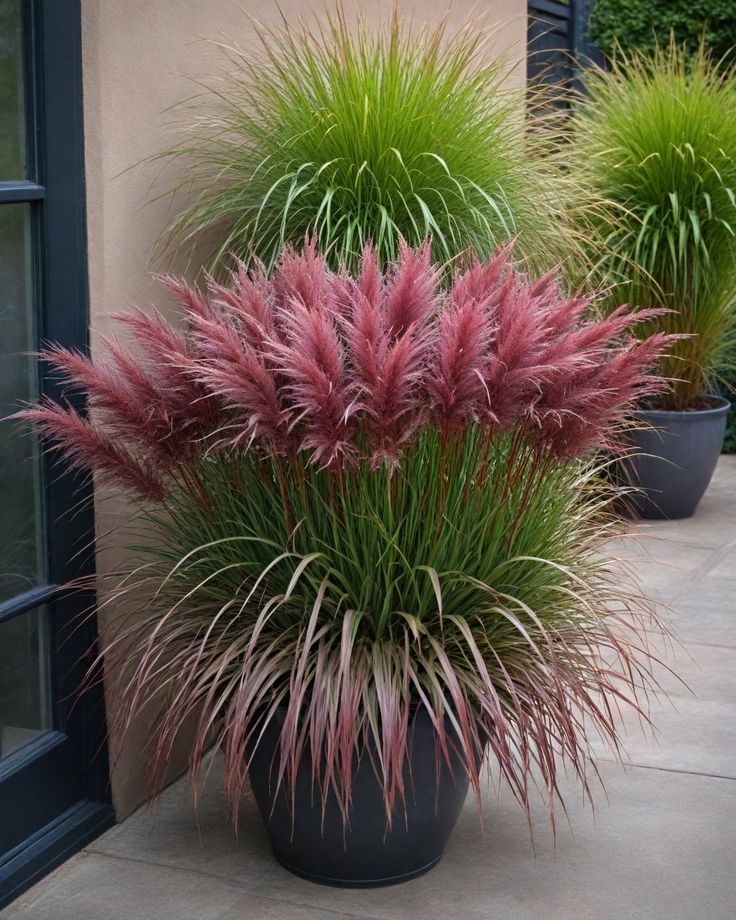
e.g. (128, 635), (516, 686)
(569, 43), (736, 410)
(161, 8), (571, 274)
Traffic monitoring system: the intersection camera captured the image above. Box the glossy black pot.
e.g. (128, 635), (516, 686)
(623, 396), (730, 520)
(247, 707), (471, 888)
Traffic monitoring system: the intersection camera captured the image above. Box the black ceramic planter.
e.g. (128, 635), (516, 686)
(247, 708), (471, 888)
(623, 396), (730, 520)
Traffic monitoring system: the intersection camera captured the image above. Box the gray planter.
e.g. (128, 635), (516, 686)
(623, 396), (730, 520)
(248, 707), (472, 887)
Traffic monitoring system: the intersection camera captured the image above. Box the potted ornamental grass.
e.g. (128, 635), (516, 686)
(18, 242), (673, 887)
(569, 42), (736, 518)
(158, 6), (575, 275)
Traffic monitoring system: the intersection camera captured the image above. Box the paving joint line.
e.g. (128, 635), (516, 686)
(78, 850), (375, 920)
(598, 758), (736, 782)
(77, 847), (272, 892)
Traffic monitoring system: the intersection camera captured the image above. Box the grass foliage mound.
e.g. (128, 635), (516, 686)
(161, 9), (569, 274)
(570, 43), (736, 410)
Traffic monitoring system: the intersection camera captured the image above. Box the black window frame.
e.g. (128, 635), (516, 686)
(0, 0), (113, 907)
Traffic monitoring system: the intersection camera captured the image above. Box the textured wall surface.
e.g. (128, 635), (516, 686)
(80, 0), (527, 819)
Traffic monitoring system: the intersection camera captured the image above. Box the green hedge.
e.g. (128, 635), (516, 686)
(723, 370), (736, 452)
(590, 1), (736, 69)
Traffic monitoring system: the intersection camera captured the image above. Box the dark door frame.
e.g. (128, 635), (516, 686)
(0, 0), (114, 907)
(527, 0), (604, 98)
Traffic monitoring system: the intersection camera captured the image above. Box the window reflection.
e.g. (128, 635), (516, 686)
(0, 607), (50, 759)
(0, 204), (44, 602)
(0, 0), (26, 179)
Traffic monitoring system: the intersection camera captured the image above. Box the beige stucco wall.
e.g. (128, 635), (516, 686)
(80, 0), (527, 819)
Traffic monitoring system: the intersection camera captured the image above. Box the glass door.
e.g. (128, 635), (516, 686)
(0, 1), (113, 907)
(0, 2), (47, 758)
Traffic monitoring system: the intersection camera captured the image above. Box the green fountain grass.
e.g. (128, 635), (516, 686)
(138, 433), (610, 636)
(100, 429), (649, 823)
(158, 8), (574, 275)
(569, 42), (736, 410)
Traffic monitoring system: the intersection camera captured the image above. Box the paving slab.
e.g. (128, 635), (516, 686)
(5, 853), (362, 920)
(590, 642), (736, 778)
(6, 852), (245, 920)
(638, 498), (736, 550)
(85, 757), (272, 890)
(708, 547), (736, 579)
(669, 577), (736, 648)
(7, 763), (733, 920)
(603, 531), (721, 605)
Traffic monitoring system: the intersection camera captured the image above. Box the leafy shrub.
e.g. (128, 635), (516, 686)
(568, 43), (736, 410)
(17, 243), (672, 825)
(160, 9), (572, 274)
(721, 368), (736, 451)
(590, 0), (736, 69)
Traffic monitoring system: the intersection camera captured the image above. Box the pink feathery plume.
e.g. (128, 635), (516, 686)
(158, 276), (215, 324)
(533, 303), (676, 458)
(427, 261), (500, 433)
(367, 330), (429, 466)
(517, 281), (671, 457)
(99, 338), (188, 462)
(340, 243), (434, 465)
(481, 276), (554, 430)
(272, 238), (332, 314)
(112, 305), (221, 438)
(186, 306), (288, 452)
(39, 343), (187, 468)
(375, 243), (437, 461)
(204, 261), (278, 352)
(336, 244), (386, 400)
(535, 289), (591, 343)
(529, 303), (626, 419)
(112, 306), (192, 388)
(13, 398), (165, 501)
(270, 279), (355, 468)
(383, 240), (439, 339)
(40, 343), (150, 423)
(450, 242), (513, 307)
(356, 241), (382, 305)
(339, 281), (385, 401)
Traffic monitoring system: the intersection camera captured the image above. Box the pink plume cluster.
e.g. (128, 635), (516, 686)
(18, 309), (221, 499)
(14, 241), (674, 497)
(19, 396), (166, 501)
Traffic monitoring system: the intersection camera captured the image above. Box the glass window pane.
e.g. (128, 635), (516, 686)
(0, 0), (25, 178)
(0, 203), (43, 602)
(0, 607), (50, 759)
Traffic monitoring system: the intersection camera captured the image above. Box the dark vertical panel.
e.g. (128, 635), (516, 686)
(528, 0), (603, 107)
(35, 0), (111, 808)
(528, 0), (574, 104)
(0, 0), (113, 908)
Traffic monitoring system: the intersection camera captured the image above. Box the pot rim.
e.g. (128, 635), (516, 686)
(632, 395), (731, 421)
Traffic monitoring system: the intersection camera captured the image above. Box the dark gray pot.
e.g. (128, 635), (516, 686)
(247, 707), (472, 888)
(623, 396), (730, 520)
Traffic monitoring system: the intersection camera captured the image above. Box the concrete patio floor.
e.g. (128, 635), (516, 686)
(6, 457), (736, 920)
